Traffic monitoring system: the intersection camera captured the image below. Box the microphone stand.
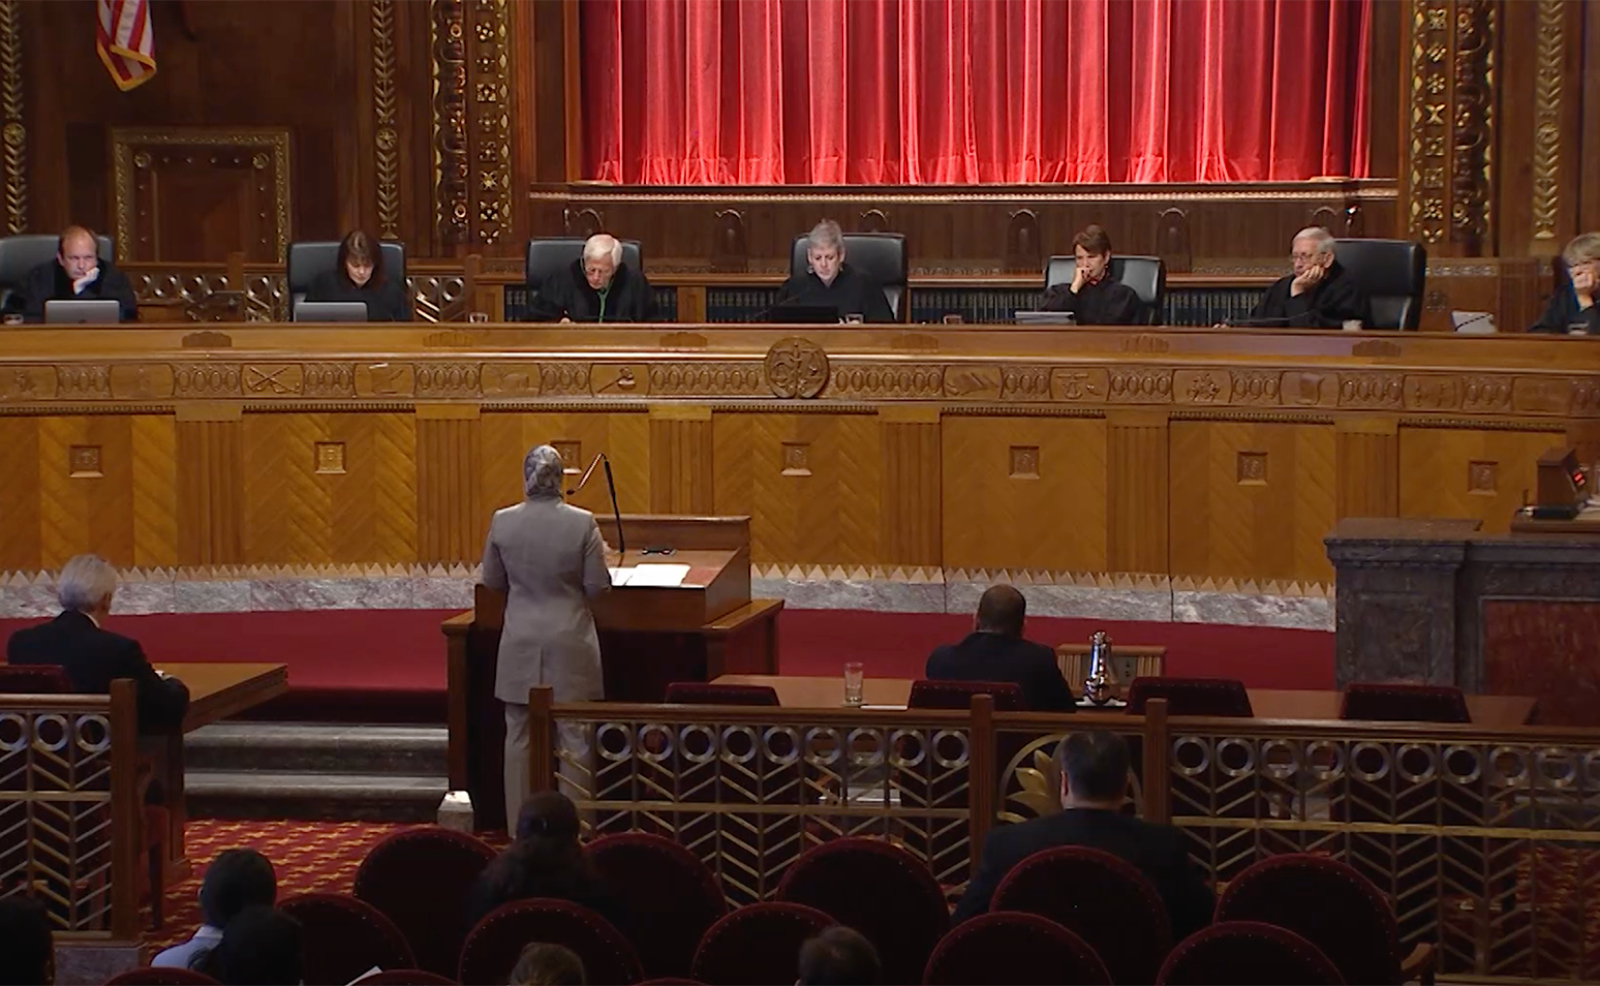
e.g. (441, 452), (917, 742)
(566, 453), (626, 559)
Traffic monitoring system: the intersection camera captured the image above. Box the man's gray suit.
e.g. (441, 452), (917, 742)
(482, 488), (610, 832)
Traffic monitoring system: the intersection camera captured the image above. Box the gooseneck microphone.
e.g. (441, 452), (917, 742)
(566, 452), (626, 558)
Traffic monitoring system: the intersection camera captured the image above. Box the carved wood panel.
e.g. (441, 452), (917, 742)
(1397, 426), (1561, 533)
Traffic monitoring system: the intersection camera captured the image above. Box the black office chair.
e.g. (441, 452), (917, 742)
(789, 233), (907, 321)
(285, 240), (407, 318)
(1043, 255), (1166, 325)
(1332, 238), (1426, 331)
(0, 233), (115, 315)
(524, 237), (644, 292)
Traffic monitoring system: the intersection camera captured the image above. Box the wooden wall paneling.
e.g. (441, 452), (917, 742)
(1366, 0), (1402, 183)
(1167, 420), (1337, 584)
(1581, 0), (1600, 235)
(648, 405), (714, 515)
(241, 413), (334, 565)
(712, 412), (882, 568)
(879, 406), (942, 568)
(335, 412), (419, 565)
(36, 414), (135, 569)
(478, 410), (651, 522)
(0, 416), (40, 569)
(939, 415), (1108, 574)
(129, 414), (178, 569)
(1496, 0), (1585, 256)
(416, 404), (483, 565)
(1106, 409), (1169, 575)
(1398, 425), (1567, 532)
(1335, 417), (1400, 519)
(175, 409), (244, 565)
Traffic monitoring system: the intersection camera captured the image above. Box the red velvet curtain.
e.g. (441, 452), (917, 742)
(581, 0), (1369, 185)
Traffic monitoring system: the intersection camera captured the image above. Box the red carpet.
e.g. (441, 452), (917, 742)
(0, 609), (1332, 722)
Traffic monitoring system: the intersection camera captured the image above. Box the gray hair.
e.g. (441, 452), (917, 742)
(1292, 226), (1335, 259)
(582, 234), (623, 267)
(1564, 232), (1600, 268)
(58, 554), (117, 612)
(523, 444), (565, 498)
(806, 220), (844, 255)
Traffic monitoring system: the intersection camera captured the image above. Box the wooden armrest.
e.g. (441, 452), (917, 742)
(1400, 942), (1435, 985)
(704, 598), (784, 634)
(441, 610), (476, 636)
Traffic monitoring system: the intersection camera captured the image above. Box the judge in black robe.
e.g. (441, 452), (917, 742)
(528, 234), (657, 323)
(16, 226), (137, 323)
(1529, 233), (1600, 334)
(1039, 225), (1143, 325)
(1246, 228), (1372, 329)
(775, 220), (896, 323)
(303, 230), (411, 321)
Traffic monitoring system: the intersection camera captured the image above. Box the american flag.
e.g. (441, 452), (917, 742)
(96, 0), (156, 91)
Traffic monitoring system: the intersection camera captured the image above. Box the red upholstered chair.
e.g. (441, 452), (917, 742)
(991, 846), (1173, 984)
(1157, 921), (1344, 985)
(586, 832), (727, 979)
(689, 901), (833, 986)
(662, 682), (780, 706)
(277, 892), (417, 986)
(1339, 682), (1470, 723)
(352, 826), (497, 977)
(1125, 677), (1253, 717)
(350, 971), (459, 986)
(459, 898), (642, 986)
(907, 679), (1025, 710)
(922, 912), (1111, 985)
(1216, 854), (1435, 985)
(104, 969), (221, 986)
(775, 837), (950, 986)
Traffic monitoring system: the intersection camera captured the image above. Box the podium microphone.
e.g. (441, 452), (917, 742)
(566, 452), (626, 558)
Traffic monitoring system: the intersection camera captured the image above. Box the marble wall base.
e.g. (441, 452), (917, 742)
(0, 565), (1334, 631)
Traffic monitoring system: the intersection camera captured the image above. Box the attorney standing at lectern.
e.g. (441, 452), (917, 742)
(776, 220), (895, 323)
(481, 444), (612, 832)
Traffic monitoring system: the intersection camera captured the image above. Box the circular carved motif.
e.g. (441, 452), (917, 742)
(2, 123), (23, 148)
(764, 337), (829, 399)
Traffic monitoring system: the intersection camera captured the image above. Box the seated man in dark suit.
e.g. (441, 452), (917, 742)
(16, 225), (138, 323)
(1238, 226), (1371, 329)
(925, 584), (1076, 712)
(528, 233), (657, 323)
(6, 553), (189, 734)
(953, 730), (1214, 940)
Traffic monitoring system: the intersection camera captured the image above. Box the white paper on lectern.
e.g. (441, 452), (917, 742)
(608, 567), (636, 585)
(626, 564), (691, 587)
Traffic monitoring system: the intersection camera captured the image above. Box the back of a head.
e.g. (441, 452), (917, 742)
(517, 789), (580, 842)
(200, 848), (278, 929)
(0, 895), (53, 986)
(1055, 730), (1131, 802)
(798, 925), (881, 986)
(509, 942), (587, 986)
(56, 553), (117, 613)
(211, 905), (302, 986)
(974, 584), (1026, 637)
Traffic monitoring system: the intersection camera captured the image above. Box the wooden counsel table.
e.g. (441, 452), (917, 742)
(711, 674), (1539, 727)
(152, 662), (289, 879)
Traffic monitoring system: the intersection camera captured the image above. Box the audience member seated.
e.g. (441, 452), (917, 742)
(509, 942), (587, 986)
(925, 585), (1076, 712)
(528, 233), (656, 323)
(17, 225), (136, 323)
(465, 791), (630, 936)
(1239, 226), (1371, 329)
(776, 220), (894, 324)
(191, 905), (304, 986)
(7, 554), (190, 735)
(1530, 232), (1600, 335)
(798, 926), (881, 986)
(1040, 225), (1142, 325)
(0, 895), (53, 986)
(304, 230), (411, 322)
(153, 849), (278, 969)
(953, 730), (1213, 940)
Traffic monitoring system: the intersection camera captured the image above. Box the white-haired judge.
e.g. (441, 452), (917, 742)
(7, 554), (189, 734)
(481, 444), (611, 832)
(775, 219), (895, 323)
(1238, 226), (1372, 329)
(528, 233), (657, 323)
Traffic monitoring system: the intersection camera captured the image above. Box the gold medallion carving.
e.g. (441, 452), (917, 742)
(764, 338), (829, 399)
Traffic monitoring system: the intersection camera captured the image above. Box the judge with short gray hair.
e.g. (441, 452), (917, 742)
(1238, 225), (1372, 329)
(527, 233), (657, 323)
(6, 553), (190, 733)
(482, 444), (612, 832)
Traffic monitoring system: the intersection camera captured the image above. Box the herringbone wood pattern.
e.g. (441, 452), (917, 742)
(941, 416), (1107, 572)
(1168, 421), (1336, 583)
(479, 411), (651, 521)
(0, 417), (42, 570)
(1398, 427), (1559, 533)
(130, 416), (179, 568)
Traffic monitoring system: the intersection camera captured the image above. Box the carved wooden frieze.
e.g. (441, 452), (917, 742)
(481, 363), (540, 398)
(111, 364), (175, 400)
(1404, 374), (1463, 411)
(56, 366), (111, 400)
(828, 363), (944, 400)
(1001, 366), (1053, 402)
(537, 363), (591, 398)
(649, 363), (763, 398)
(0, 366), (52, 401)
(943, 366), (1002, 401)
(1338, 373), (1404, 409)
(1107, 367), (1174, 404)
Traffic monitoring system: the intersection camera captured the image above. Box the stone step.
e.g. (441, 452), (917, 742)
(186, 770), (447, 824)
(185, 722), (447, 775)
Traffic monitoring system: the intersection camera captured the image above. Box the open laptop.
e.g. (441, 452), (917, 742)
(44, 300), (122, 324)
(1014, 311), (1077, 326)
(292, 301), (369, 322)
(767, 305), (842, 324)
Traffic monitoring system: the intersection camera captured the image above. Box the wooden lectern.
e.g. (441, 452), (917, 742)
(442, 514), (783, 830)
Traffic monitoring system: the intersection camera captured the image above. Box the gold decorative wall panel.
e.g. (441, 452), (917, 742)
(0, 0), (24, 235)
(1404, 0), (1496, 255)
(372, 0), (401, 240)
(1530, 0), (1564, 241)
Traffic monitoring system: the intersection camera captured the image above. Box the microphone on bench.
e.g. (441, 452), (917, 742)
(567, 452), (626, 559)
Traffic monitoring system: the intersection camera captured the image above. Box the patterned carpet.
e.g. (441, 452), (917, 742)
(145, 820), (507, 953)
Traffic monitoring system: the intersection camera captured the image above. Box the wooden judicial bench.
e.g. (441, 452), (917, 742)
(443, 514), (781, 830)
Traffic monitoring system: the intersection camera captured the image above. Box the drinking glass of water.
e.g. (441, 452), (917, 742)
(843, 662), (865, 707)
